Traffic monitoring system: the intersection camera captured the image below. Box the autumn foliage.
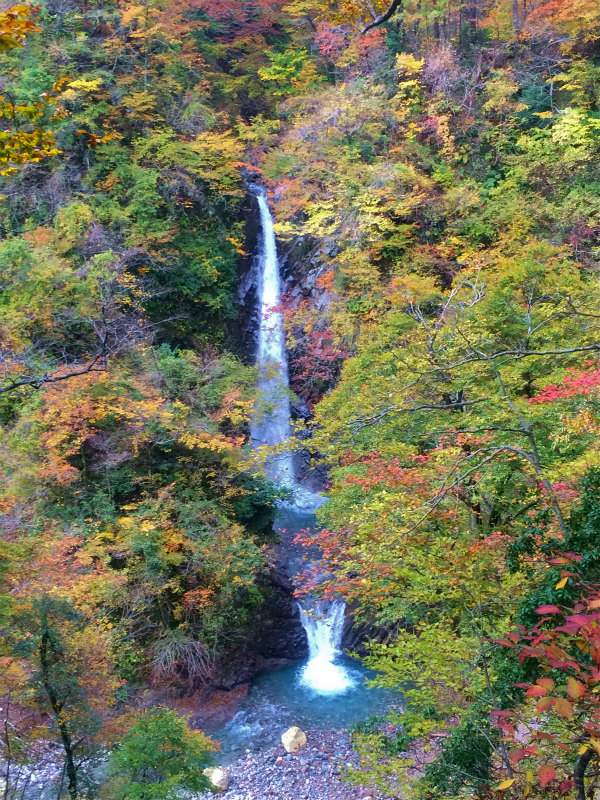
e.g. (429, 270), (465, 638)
(2, 0), (600, 795)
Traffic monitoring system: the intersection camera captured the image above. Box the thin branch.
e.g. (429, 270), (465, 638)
(444, 343), (600, 371)
(350, 397), (490, 433)
(0, 355), (107, 395)
(361, 0), (403, 33)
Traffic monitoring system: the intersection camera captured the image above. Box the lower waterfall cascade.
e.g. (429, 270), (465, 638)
(299, 599), (356, 694)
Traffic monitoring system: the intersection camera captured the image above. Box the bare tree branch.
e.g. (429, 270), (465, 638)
(0, 355), (107, 395)
(361, 0), (403, 34)
(444, 343), (600, 371)
(349, 397), (490, 435)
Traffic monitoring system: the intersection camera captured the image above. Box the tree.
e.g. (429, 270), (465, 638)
(494, 583), (600, 800)
(12, 596), (104, 800)
(284, 0), (404, 34)
(0, 5), (63, 175)
(0, 5), (39, 51)
(104, 708), (216, 800)
(0, 239), (151, 396)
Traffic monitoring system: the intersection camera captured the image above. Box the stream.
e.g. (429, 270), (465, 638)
(210, 188), (402, 762)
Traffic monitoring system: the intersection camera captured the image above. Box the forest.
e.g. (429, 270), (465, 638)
(1, 0), (600, 797)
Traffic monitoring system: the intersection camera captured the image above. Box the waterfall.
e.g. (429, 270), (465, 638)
(299, 599), (355, 694)
(250, 187), (353, 696)
(249, 189), (295, 486)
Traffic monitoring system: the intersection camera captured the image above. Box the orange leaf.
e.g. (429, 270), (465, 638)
(567, 677), (586, 699)
(554, 698), (573, 718)
(526, 685), (547, 697)
(538, 678), (555, 692)
(536, 696), (555, 712)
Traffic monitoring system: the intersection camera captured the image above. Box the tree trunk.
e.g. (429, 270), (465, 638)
(39, 630), (78, 800)
(512, 0), (520, 33)
(574, 748), (593, 800)
(465, 0), (478, 36)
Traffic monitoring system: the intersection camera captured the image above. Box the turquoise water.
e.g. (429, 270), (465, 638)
(206, 498), (403, 764)
(213, 655), (403, 762)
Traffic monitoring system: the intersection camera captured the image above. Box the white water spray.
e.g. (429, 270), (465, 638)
(299, 599), (355, 694)
(250, 187), (353, 695)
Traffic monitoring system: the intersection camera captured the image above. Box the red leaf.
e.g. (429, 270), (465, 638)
(538, 765), (556, 787)
(533, 732), (556, 742)
(510, 748), (528, 765)
(565, 613), (594, 629)
(510, 746), (539, 764)
(536, 605), (561, 614)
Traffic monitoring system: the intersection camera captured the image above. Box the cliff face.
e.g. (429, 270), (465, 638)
(213, 567), (308, 692)
(279, 235), (348, 417)
(234, 193), (262, 361)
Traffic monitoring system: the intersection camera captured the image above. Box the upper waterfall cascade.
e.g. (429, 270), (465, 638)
(250, 188), (353, 695)
(249, 190), (295, 486)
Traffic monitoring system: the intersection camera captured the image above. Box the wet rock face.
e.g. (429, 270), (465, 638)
(190, 684), (251, 730)
(234, 192), (262, 360)
(341, 603), (398, 655)
(253, 568), (308, 660)
(211, 567), (308, 691)
(215, 653), (258, 692)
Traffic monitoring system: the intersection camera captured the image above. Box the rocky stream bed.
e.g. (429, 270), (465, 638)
(198, 728), (384, 800)
(195, 721), (443, 800)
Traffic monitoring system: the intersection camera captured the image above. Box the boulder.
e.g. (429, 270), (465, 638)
(281, 726), (307, 753)
(203, 767), (229, 792)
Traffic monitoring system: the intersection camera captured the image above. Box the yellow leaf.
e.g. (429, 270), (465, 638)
(579, 744), (591, 755)
(555, 576), (569, 589)
(68, 78), (103, 92)
(495, 779), (516, 791)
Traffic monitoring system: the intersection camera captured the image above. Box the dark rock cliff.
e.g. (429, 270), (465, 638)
(213, 567), (308, 691)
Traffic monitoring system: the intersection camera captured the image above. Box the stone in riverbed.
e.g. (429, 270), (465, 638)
(203, 767), (230, 792)
(281, 726), (307, 753)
